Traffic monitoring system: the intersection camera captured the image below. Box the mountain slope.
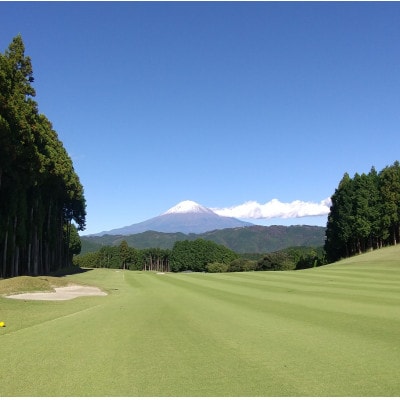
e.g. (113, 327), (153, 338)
(81, 225), (326, 255)
(201, 225), (326, 254)
(93, 200), (253, 235)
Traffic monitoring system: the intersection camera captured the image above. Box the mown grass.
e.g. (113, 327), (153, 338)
(1, 247), (400, 396)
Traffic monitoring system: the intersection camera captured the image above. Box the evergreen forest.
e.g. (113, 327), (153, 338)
(0, 36), (86, 278)
(74, 238), (325, 273)
(325, 162), (400, 262)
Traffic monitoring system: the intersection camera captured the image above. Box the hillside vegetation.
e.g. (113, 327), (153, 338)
(81, 225), (326, 254)
(1, 245), (399, 396)
(75, 237), (324, 272)
(325, 162), (400, 262)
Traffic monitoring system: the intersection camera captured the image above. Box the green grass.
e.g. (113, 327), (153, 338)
(1, 247), (400, 396)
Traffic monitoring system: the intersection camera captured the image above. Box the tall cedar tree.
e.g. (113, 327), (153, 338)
(0, 35), (86, 277)
(325, 162), (400, 262)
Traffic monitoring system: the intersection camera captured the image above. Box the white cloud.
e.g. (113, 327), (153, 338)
(211, 198), (332, 220)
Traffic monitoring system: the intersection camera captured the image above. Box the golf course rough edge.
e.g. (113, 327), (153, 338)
(5, 285), (107, 301)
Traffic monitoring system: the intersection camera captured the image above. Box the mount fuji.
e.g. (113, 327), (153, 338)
(93, 200), (253, 236)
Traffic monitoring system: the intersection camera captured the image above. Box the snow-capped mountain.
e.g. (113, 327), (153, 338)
(93, 200), (253, 236)
(163, 200), (215, 215)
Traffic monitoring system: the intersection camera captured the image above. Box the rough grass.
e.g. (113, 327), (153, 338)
(0, 275), (70, 296)
(1, 247), (400, 396)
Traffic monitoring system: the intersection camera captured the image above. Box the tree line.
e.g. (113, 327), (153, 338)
(74, 238), (324, 273)
(74, 239), (237, 272)
(0, 35), (86, 278)
(325, 161), (400, 262)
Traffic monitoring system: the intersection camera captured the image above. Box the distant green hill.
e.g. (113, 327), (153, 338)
(81, 225), (326, 255)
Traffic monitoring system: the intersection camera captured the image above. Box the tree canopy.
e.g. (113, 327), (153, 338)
(0, 35), (86, 277)
(325, 162), (400, 262)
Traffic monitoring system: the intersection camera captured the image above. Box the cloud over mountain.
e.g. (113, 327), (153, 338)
(211, 198), (332, 220)
(92, 200), (252, 236)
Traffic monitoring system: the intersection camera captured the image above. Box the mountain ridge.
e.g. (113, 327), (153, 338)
(92, 200), (253, 236)
(81, 225), (326, 255)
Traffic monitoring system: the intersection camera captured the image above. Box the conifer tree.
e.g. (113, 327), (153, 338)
(325, 162), (400, 262)
(379, 162), (400, 245)
(0, 35), (86, 277)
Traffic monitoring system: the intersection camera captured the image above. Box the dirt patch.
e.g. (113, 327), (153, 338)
(5, 285), (107, 301)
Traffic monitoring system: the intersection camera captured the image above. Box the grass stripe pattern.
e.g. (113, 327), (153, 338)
(1, 247), (400, 396)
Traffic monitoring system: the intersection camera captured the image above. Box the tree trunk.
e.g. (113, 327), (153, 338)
(11, 215), (17, 277)
(2, 225), (9, 278)
(27, 242), (31, 274)
(27, 205), (34, 275)
(39, 238), (43, 275)
(33, 227), (38, 276)
(14, 246), (19, 277)
(45, 201), (52, 273)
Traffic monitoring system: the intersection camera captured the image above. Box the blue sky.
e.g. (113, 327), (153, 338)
(1, 2), (400, 234)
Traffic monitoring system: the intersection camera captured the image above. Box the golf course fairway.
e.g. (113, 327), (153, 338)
(1, 246), (400, 396)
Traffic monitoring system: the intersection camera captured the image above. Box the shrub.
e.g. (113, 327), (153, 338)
(257, 252), (296, 271)
(206, 262), (229, 273)
(228, 258), (257, 272)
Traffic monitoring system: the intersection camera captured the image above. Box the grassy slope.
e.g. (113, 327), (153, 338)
(1, 246), (400, 396)
(0, 275), (70, 296)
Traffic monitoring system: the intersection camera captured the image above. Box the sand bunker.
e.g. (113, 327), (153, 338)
(6, 285), (107, 301)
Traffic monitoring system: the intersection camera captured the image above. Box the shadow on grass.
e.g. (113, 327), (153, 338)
(47, 266), (93, 278)
(0, 267), (94, 282)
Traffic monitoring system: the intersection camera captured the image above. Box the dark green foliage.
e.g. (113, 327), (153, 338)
(69, 225), (82, 257)
(0, 36), (86, 277)
(285, 246), (325, 270)
(170, 239), (238, 272)
(80, 231), (190, 254)
(80, 225), (326, 255)
(228, 258), (257, 272)
(75, 240), (324, 274)
(98, 246), (121, 269)
(74, 245), (169, 272)
(294, 251), (320, 270)
(73, 252), (99, 269)
(379, 162), (400, 245)
(119, 240), (130, 269)
(238, 253), (265, 261)
(206, 262), (229, 273)
(140, 248), (171, 272)
(325, 162), (400, 262)
(256, 252), (296, 271)
(230, 247), (325, 272)
(200, 225), (326, 253)
(75, 239), (237, 273)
